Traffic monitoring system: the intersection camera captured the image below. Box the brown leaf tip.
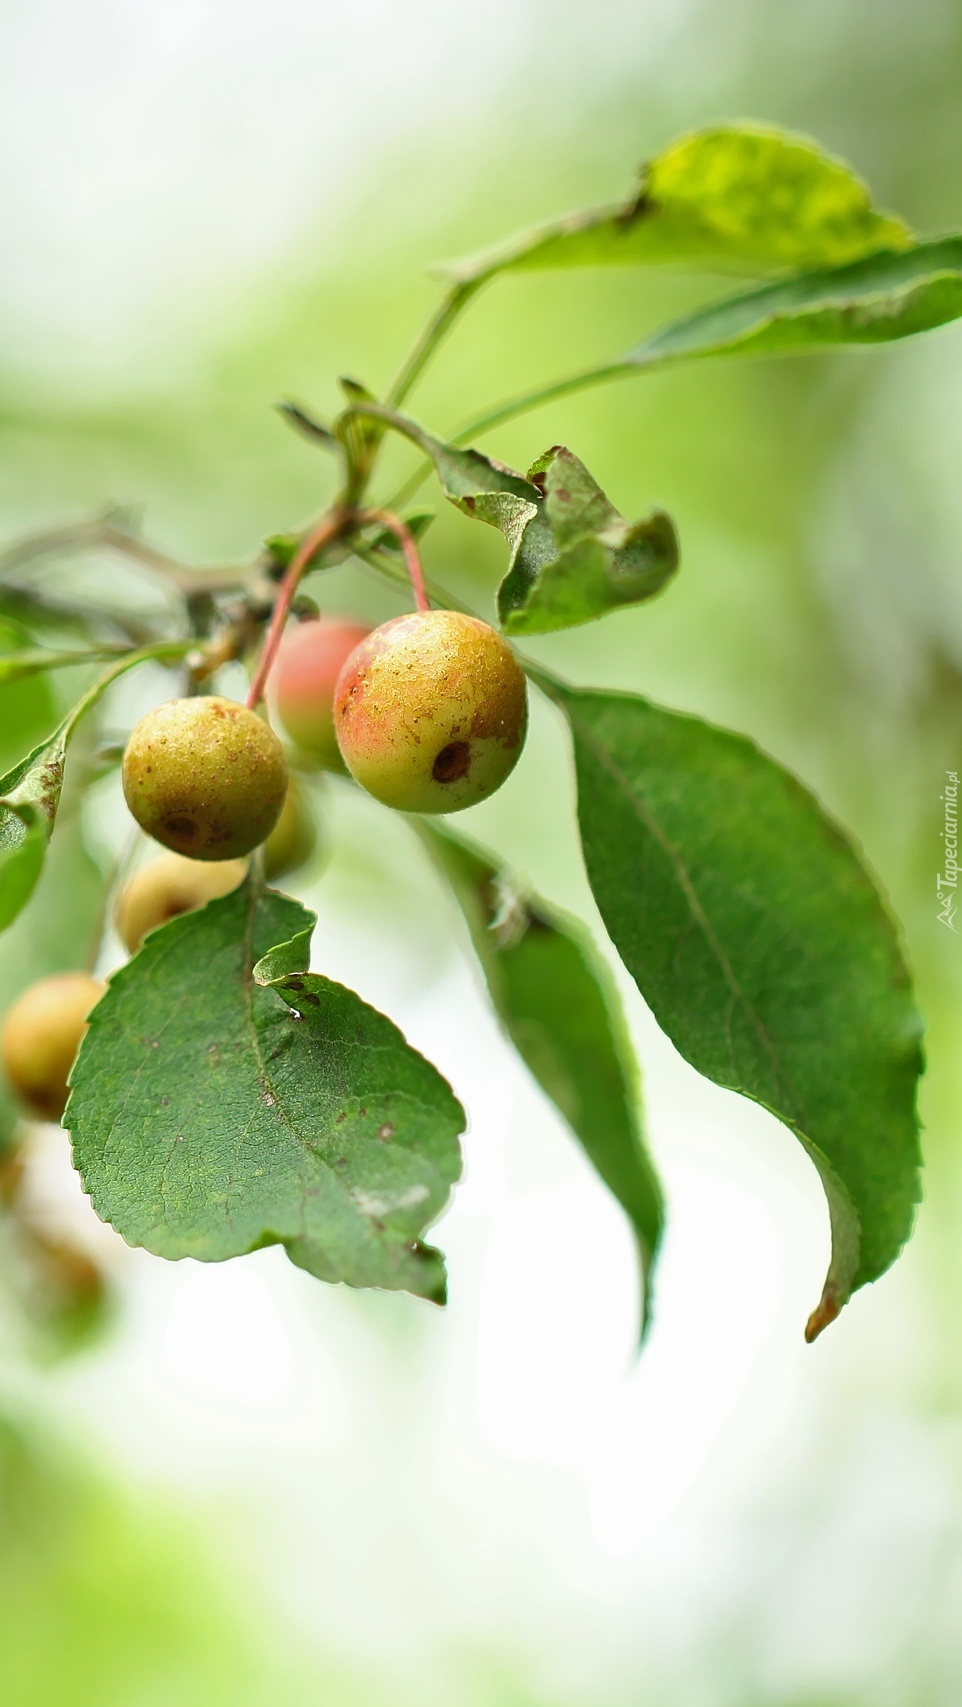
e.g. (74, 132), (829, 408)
(805, 1284), (841, 1344)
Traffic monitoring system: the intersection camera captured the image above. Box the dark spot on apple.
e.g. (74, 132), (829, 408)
(164, 815), (196, 840)
(433, 741), (470, 783)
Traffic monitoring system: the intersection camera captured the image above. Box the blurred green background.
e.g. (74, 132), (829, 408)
(2, 1), (962, 1702)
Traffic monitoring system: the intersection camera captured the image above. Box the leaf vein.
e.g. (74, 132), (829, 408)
(570, 701), (786, 1100)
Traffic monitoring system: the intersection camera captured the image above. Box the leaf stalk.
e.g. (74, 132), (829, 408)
(386, 280), (485, 408)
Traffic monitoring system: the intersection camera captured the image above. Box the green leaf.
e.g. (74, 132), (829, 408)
(498, 446), (678, 635)
(343, 402), (676, 636)
(368, 508), (436, 553)
(264, 530), (352, 578)
(0, 733), (73, 935)
(461, 237), (962, 445)
(276, 398), (338, 448)
(0, 640), (190, 938)
(421, 823), (663, 1339)
(621, 235), (962, 371)
(0, 634), (63, 947)
(0, 628), (58, 778)
(336, 395), (535, 509)
(68, 884), (465, 1302)
(0, 615), (32, 650)
(0, 779), (102, 1155)
(338, 398), (543, 590)
(337, 375), (389, 496)
(444, 123), (910, 283)
(357, 404), (540, 516)
(263, 533), (302, 574)
(534, 674), (922, 1340)
(410, 423), (678, 635)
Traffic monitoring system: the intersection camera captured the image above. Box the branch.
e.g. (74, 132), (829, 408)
(0, 513), (247, 597)
(386, 280), (485, 409)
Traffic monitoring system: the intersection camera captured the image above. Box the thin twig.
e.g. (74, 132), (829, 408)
(452, 361), (628, 442)
(386, 280), (484, 409)
(381, 361), (631, 512)
(0, 582), (158, 648)
(0, 644), (131, 687)
(0, 514), (246, 597)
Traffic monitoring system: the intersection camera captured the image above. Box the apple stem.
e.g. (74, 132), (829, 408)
(246, 507), (350, 709)
(358, 509), (431, 613)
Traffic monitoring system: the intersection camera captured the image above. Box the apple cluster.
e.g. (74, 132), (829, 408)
(1, 607), (528, 1123)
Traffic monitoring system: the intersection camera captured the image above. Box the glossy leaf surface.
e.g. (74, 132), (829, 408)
(535, 674), (923, 1339)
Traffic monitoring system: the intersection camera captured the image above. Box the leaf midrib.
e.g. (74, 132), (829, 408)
(635, 266), (962, 367)
(239, 886), (340, 1239)
(239, 891), (433, 1253)
(565, 693), (788, 1104)
(561, 690), (870, 1312)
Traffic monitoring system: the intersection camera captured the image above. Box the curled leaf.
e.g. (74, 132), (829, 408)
(498, 446), (677, 634)
(342, 403), (676, 635)
(0, 733), (71, 934)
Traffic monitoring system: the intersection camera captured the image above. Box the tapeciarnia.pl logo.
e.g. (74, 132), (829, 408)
(938, 769), (959, 932)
